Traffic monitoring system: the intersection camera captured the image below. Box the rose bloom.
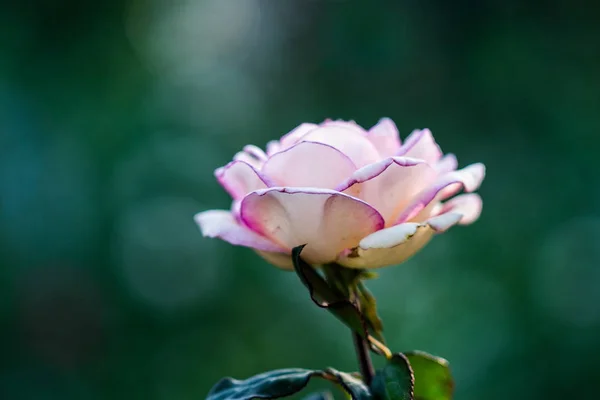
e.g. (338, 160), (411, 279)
(195, 119), (485, 269)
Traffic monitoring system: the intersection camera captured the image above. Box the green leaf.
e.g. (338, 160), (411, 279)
(291, 245), (369, 340)
(206, 369), (323, 400)
(371, 353), (414, 400)
(207, 367), (372, 400)
(405, 351), (454, 400)
(325, 368), (372, 400)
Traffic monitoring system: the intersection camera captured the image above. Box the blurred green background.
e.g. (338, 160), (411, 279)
(1, 1), (599, 399)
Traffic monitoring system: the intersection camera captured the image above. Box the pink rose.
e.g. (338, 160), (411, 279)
(195, 119), (485, 269)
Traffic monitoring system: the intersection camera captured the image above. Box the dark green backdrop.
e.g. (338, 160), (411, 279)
(1, 1), (599, 399)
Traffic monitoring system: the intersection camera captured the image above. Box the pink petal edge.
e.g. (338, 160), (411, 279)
(335, 156), (427, 192)
(215, 160), (272, 200)
(239, 187), (385, 265)
(395, 162), (486, 224)
(194, 210), (285, 252)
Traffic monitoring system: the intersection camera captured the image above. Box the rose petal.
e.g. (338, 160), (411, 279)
(437, 162), (486, 199)
(337, 222), (433, 268)
(194, 210), (285, 252)
(321, 119), (367, 133)
(243, 145), (268, 161)
(261, 141), (357, 189)
(435, 153), (458, 174)
(300, 126), (380, 167)
(255, 250), (294, 270)
(336, 157), (436, 224)
(266, 140), (281, 155)
(233, 151), (263, 169)
(434, 193), (483, 225)
(215, 161), (271, 200)
(395, 162), (486, 223)
(396, 128), (442, 164)
(279, 123), (319, 150)
(336, 213), (462, 269)
(367, 118), (402, 158)
(240, 187), (385, 265)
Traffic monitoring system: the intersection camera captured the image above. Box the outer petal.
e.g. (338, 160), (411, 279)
(337, 213), (463, 269)
(194, 210), (285, 252)
(255, 250), (294, 270)
(367, 118), (401, 158)
(261, 141), (357, 189)
(434, 193), (483, 225)
(266, 140), (281, 156)
(240, 187), (385, 265)
(233, 151), (263, 169)
(215, 161), (271, 200)
(321, 119), (367, 133)
(396, 128), (442, 164)
(242, 145), (268, 161)
(336, 157), (436, 225)
(434, 153), (458, 174)
(300, 126), (380, 167)
(279, 123), (319, 150)
(395, 163), (486, 223)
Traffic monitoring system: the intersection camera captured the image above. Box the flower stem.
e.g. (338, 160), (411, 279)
(352, 330), (375, 385)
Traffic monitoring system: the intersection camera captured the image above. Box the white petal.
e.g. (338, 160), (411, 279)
(337, 214), (463, 269)
(194, 210), (284, 252)
(435, 193), (483, 225)
(337, 222), (435, 269)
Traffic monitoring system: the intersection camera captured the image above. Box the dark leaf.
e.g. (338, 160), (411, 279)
(207, 367), (372, 400)
(207, 369), (323, 400)
(371, 353), (414, 400)
(325, 368), (372, 400)
(291, 245), (369, 340)
(405, 351), (453, 400)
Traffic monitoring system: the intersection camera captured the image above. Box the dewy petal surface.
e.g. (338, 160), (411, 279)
(240, 187), (384, 265)
(195, 210), (285, 252)
(396, 128), (443, 164)
(300, 126), (380, 167)
(337, 157), (436, 224)
(367, 118), (402, 158)
(261, 141), (357, 189)
(215, 161), (270, 200)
